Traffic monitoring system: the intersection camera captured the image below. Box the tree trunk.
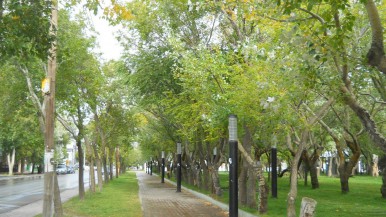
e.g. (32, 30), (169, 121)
(77, 137), (85, 200)
(102, 150), (109, 183)
(210, 167), (222, 196)
(115, 147), (119, 178)
(85, 137), (95, 193)
(246, 166), (257, 208)
(337, 138), (361, 194)
(241, 124), (255, 207)
(327, 157), (332, 177)
(238, 159), (248, 205)
(89, 157), (96, 193)
(237, 142), (267, 214)
(193, 163), (202, 188)
(7, 148), (15, 176)
(287, 149), (302, 217)
(309, 164), (319, 189)
(18, 160), (21, 173)
(256, 162), (268, 214)
(372, 154), (379, 177)
(32, 163), (36, 174)
(381, 168), (386, 198)
(92, 142), (103, 192)
(108, 147), (114, 181)
(338, 161), (351, 193)
(21, 159), (25, 174)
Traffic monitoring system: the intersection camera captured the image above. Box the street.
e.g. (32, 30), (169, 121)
(0, 172), (90, 215)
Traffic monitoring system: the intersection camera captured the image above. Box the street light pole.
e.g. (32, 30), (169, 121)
(271, 135), (278, 198)
(213, 147), (217, 161)
(228, 115), (238, 217)
(150, 158), (153, 176)
(161, 151), (165, 183)
(176, 142), (182, 192)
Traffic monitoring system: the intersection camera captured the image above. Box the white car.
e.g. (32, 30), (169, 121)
(56, 164), (67, 175)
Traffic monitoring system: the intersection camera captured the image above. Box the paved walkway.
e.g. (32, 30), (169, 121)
(137, 171), (228, 217)
(1, 171), (256, 217)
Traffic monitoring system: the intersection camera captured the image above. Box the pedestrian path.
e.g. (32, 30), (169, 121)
(137, 171), (228, 217)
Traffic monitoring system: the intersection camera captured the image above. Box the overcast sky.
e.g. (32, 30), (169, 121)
(90, 15), (123, 61)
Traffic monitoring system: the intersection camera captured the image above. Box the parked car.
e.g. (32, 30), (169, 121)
(66, 166), (75, 174)
(56, 164), (67, 175)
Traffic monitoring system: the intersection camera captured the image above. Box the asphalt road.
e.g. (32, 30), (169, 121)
(0, 172), (89, 215)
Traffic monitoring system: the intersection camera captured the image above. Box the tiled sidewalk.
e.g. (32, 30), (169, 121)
(136, 171), (228, 217)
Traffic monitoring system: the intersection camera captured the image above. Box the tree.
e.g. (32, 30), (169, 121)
(55, 9), (101, 200)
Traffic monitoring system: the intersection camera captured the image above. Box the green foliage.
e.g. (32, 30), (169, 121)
(0, 61), (43, 163)
(0, 0), (53, 59)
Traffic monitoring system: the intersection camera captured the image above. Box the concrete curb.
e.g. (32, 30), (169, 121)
(152, 173), (259, 217)
(0, 174), (43, 181)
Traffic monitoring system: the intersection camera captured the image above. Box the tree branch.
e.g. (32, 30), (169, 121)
(365, 0), (386, 75)
(17, 63), (45, 133)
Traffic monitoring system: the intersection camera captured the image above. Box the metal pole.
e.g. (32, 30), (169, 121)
(176, 142), (182, 192)
(229, 115), (238, 217)
(271, 147), (278, 198)
(150, 158), (153, 176)
(213, 147), (217, 161)
(161, 151), (165, 183)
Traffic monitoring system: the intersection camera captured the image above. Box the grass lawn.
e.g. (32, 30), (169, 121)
(262, 174), (386, 217)
(172, 172), (386, 217)
(61, 172), (141, 217)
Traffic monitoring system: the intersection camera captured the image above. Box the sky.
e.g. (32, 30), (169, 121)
(90, 15), (124, 61)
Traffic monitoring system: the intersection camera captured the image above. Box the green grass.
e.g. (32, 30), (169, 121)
(62, 172), (142, 217)
(172, 172), (386, 217)
(262, 174), (386, 217)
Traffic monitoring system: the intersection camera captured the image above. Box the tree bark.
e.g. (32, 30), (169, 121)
(381, 168), (386, 198)
(210, 167), (222, 196)
(309, 164), (319, 189)
(92, 142), (103, 192)
(109, 146), (114, 181)
(85, 137), (95, 193)
(327, 157), (332, 177)
(247, 166), (257, 208)
(337, 139), (361, 193)
(7, 148), (15, 176)
(77, 136), (85, 200)
(237, 142), (266, 213)
(21, 159), (25, 174)
(238, 158), (248, 205)
(102, 149), (109, 183)
(256, 162), (268, 214)
(300, 197), (317, 217)
(365, 0), (386, 76)
(115, 147), (120, 178)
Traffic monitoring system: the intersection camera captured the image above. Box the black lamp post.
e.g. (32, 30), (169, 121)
(176, 142), (182, 192)
(150, 157), (153, 176)
(213, 147), (217, 161)
(161, 151), (165, 183)
(271, 135), (278, 198)
(228, 115), (238, 217)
